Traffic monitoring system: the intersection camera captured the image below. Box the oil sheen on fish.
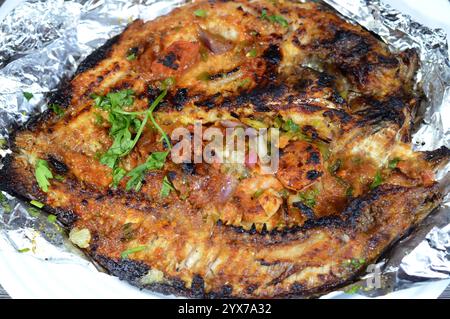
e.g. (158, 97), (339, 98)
(1, 0), (449, 298)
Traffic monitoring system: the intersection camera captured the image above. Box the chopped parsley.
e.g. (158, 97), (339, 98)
(111, 167), (127, 189)
(297, 188), (319, 208)
(92, 79), (173, 191)
(261, 9), (289, 28)
(49, 103), (64, 116)
(126, 52), (137, 61)
(246, 48), (257, 58)
(17, 248), (30, 253)
(388, 157), (401, 169)
(282, 118), (299, 133)
(160, 176), (175, 198)
(125, 151), (168, 192)
(344, 285), (362, 294)
(30, 200), (44, 209)
(370, 171), (383, 190)
(0, 192), (12, 213)
(47, 214), (57, 223)
(35, 159), (53, 192)
(194, 9), (207, 17)
(121, 245), (147, 259)
(23, 91), (33, 101)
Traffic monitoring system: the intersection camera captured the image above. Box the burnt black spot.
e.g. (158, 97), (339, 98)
(377, 55), (399, 67)
(323, 109), (352, 124)
(306, 170), (323, 180)
(53, 208), (78, 226)
(158, 52), (179, 70)
(75, 34), (120, 75)
(95, 255), (149, 282)
(190, 275), (205, 298)
(181, 163), (196, 175)
(172, 88), (189, 111)
(48, 155), (69, 174)
(262, 44), (282, 65)
(293, 201), (315, 219)
(356, 97), (405, 127)
(307, 149), (321, 164)
(317, 72), (334, 87)
(423, 146), (450, 163)
(195, 93), (221, 109)
(167, 171), (177, 181)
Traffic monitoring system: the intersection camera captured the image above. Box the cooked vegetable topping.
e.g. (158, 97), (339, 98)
(69, 227), (91, 248)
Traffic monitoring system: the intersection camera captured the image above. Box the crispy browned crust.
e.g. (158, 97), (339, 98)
(0, 0), (448, 298)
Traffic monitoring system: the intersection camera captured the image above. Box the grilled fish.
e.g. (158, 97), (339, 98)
(1, 0), (449, 298)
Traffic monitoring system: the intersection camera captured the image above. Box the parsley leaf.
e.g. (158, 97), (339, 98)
(121, 245), (147, 259)
(125, 151), (169, 192)
(35, 159), (53, 192)
(30, 200), (44, 208)
(246, 48), (257, 58)
(49, 103), (64, 116)
(160, 175), (175, 198)
(388, 157), (401, 169)
(194, 9), (207, 17)
(261, 9), (289, 28)
(370, 171), (383, 189)
(282, 118), (299, 133)
(298, 188), (319, 208)
(23, 92), (33, 101)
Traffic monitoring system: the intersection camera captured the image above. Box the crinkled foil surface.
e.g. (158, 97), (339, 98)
(0, 0), (449, 298)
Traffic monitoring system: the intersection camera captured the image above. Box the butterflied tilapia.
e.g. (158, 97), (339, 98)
(1, 0), (449, 298)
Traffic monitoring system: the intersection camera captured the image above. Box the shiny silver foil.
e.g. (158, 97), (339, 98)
(0, 0), (449, 298)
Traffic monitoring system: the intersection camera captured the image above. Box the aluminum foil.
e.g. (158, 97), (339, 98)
(0, 0), (449, 298)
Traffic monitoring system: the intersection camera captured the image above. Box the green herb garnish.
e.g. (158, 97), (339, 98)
(160, 175), (175, 198)
(388, 157), (401, 169)
(30, 200), (44, 209)
(125, 151), (168, 192)
(35, 159), (53, 192)
(23, 92), (33, 101)
(49, 103), (64, 116)
(126, 52), (137, 61)
(298, 188), (319, 208)
(121, 245), (147, 259)
(261, 9), (289, 28)
(194, 9), (207, 17)
(17, 248), (30, 253)
(282, 118), (299, 133)
(246, 48), (257, 58)
(0, 192), (12, 213)
(370, 171), (383, 190)
(47, 215), (57, 223)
